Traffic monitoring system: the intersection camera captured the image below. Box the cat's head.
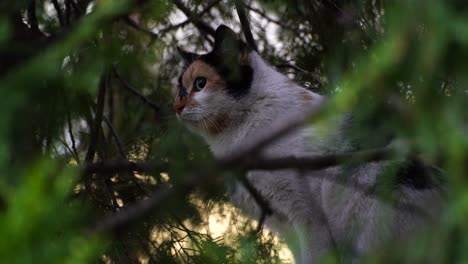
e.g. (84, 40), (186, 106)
(174, 25), (254, 136)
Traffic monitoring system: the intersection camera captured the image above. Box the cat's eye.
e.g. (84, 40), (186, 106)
(194, 77), (207, 91)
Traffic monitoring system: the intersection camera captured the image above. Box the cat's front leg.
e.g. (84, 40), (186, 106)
(292, 220), (335, 264)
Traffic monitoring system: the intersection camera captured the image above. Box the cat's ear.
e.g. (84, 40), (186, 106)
(177, 46), (197, 64)
(213, 25), (248, 64)
(213, 25), (239, 53)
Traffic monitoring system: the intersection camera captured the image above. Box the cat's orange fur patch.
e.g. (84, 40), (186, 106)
(182, 60), (225, 92)
(173, 95), (188, 114)
(239, 53), (250, 65)
(299, 89), (314, 101)
(175, 60), (224, 113)
(174, 89), (198, 114)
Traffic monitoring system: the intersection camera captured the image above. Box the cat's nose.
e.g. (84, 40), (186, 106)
(173, 97), (187, 114)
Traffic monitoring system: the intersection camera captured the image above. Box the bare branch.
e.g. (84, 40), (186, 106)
(237, 174), (272, 232)
(232, 148), (394, 172)
(93, 184), (183, 233)
(87, 143), (436, 234)
(65, 0), (72, 25)
(275, 63), (309, 73)
(103, 115), (126, 159)
(123, 16), (160, 39)
(67, 110), (80, 164)
(112, 68), (160, 113)
(173, 0), (216, 37)
(52, 0), (65, 27)
(84, 73), (107, 164)
(83, 159), (168, 176)
(221, 104), (324, 163)
(27, 0), (40, 34)
(125, 0), (221, 41)
(245, 5), (295, 32)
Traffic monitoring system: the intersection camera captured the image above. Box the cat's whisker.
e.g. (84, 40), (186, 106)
(205, 115), (221, 133)
(199, 116), (209, 132)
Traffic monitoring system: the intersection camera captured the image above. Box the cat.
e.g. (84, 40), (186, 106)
(174, 25), (444, 263)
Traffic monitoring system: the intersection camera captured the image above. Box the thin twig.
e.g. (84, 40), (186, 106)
(67, 110), (80, 164)
(103, 115), (126, 158)
(275, 63), (308, 73)
(58, 138), (76, 160)
(231, 148), (394, 172)
(93, 183), (193, 233)
(125, 0), (222, 40)
(27, 0), (40, 34)
(52, 0), (65, 27)
(83, 159), (168, 176)
(112, 68), (160, 113)
(173, 0), (216, 37)
(123, 16), (159, 39)
(220, 103), (324, 163)
(237, 174), (272, 232)
(65, 0), (72, 25)
(85, 73), (107, 163)
(102, 114), (148, 195)
(83, 72), (108, 194)
(245, 5), (297, 32)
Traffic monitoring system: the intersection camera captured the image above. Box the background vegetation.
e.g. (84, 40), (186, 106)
(1, 0), (467, 263)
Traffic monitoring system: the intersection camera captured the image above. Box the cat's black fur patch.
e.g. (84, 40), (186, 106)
(396, 158), (442, 190)
(177, 25), (254, 99)
(199, 52), (253, 98)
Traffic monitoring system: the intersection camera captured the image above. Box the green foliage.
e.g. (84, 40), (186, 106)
(0, 160), (104, 263)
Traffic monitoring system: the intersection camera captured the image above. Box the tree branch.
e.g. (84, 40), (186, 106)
(83, 159), (168, 176)
(124, 0), (222, 41)
(112, 68), (160, 113)
(52, 0), (65, 27)
(27, 0), (41, 35)
(275, 63), (308, 73)
(87, 144), (433, 234)
(220, 103), (324, 163)
(82, 72), (108, 195)
(245, 5), (298, 32)
(67, 110), (80, 164)
(235, 0), (258, 51)
(103, 115), (126, 159)
(173, 0), (216, 37)
(231, 148), (394, 172)
(93, 185), (177, 233)
(237, 174), (272, 232)
(84, 73), (107, 164)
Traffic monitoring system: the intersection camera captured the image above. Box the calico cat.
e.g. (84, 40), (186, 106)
(174, 25), (443, 263)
